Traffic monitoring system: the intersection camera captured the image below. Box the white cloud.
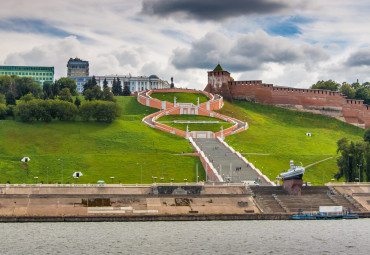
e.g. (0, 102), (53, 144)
(1, 0), (370, 89)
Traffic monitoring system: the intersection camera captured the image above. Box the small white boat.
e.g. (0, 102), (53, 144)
(280, 160), (305, 180)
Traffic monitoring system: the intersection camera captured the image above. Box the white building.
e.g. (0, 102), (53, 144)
(94, 74), (170, 93)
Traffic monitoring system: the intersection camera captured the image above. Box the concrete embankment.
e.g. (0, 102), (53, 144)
(1, 183), (369, 222)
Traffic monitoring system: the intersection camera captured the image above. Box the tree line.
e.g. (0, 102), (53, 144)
(84, 76), (131, 97)
(335, 130), (370, 182)
(311, 80), (370, 104)
(0, 75), (122, 122)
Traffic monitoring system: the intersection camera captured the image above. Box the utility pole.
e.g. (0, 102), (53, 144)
(137, 162), (145, 184)
(196, 164), (198, 182)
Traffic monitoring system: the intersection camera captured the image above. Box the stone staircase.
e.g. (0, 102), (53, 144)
(250, 186), (367, 213)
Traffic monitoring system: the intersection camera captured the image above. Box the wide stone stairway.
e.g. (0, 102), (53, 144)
(249, 186), (366, 213)
(193, 138), (270, 185)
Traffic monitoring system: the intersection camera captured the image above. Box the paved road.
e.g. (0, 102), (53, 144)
(194, 138), (269, 185)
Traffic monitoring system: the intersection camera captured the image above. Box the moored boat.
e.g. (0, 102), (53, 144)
(292, 206), (359, 220)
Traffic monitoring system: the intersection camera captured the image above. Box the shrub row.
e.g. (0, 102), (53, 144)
(14, 99), (121, 123)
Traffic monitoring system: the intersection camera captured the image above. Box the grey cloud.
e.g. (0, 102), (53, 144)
(4, 36), (85, 78)
(142, 0), (298, 21)
(171, 31), (329, 72)
(346, 48), (370, 67)
(0, 18), (77, 38)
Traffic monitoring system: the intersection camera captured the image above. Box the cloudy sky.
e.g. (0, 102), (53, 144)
(1, 0), (370, 89)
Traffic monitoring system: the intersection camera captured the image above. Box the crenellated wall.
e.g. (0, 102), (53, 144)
(223, 81), (370, 128)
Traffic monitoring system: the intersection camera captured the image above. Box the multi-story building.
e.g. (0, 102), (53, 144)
(67, 58), (89, 77)
(0, 65), (54, 86)
(67, 58), (90, 93)
(94, 74), (170, 93)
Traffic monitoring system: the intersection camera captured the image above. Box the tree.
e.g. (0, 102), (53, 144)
(93, 101), (122, 122)
(54, 78), (78, 96)
(364, 128), (370, 143)
(20, 93), (35, 102)
(311, 80), (340, 91)
(84, 89), (94, 101)
(91, 85), (103, 100)
(74, 96), (81, 108)
(336, 138), (366, 182)
(355, 87), (370, 104)
(122, 85), (131, 96)
(0, 75), (13, 94)
(14, 76), (42, 99)
(0, 103), (7, 119)
(83, 76), (97, 93)
(102, 87), (116, 102)
(340, 83), (355, 99)
(117, 77), (122, 95)
(59, 88), (73, 102)
(51, 82), (60, 97)
(79, 101), (96, 121)
(112, 77), (122, 96)
(43, 82), (53, 99)
(54, 100), (78, 121)
(5, 92), (16, 105)
(103, 78), (108, 89)
(0, 94), (5, 104)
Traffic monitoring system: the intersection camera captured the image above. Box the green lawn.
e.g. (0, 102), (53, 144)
(150, 92), (209, 105)
(157, 115), (234, 132)
(1, 92), (364, 186)
(0, 96), (205, 184)
(217, 101), (364, 185)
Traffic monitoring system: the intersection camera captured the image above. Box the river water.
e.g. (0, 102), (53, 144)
(0, 220), (369, 254)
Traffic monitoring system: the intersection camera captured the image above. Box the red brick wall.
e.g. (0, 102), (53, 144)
(225, 82), (370, 128)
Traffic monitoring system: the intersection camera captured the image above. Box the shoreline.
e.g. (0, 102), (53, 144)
(1, 212), (370, 223)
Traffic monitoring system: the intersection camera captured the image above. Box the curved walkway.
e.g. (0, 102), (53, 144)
(137, 89), (274, 185)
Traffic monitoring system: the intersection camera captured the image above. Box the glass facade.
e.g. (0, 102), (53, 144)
(0, 65), (54, 86)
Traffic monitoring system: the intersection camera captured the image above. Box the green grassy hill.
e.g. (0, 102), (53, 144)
(150, 92), (209, 105)
(0, 92), (364, 185)
(157, 115), (234, 132)
(217, 101), (364, 185)
(0, 96), (205, 184)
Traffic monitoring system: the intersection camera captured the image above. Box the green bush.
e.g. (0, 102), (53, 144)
(80, 100), (122, 122)
(0, 103), (7, 119)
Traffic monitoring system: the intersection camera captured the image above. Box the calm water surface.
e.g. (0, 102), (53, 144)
(0, 220), (369, 254)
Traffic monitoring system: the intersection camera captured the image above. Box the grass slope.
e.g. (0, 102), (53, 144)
(0, 96), (205, 184)
(150, 92), (209, 105)
(157, 115), (234, 132)
(217, 101), (364, 185)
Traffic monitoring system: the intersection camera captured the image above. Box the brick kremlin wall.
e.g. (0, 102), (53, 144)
(225, 81), (370, 128)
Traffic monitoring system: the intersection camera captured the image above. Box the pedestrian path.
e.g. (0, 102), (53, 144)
(137, 88), (273, 185)
(194, 138), (269, 185)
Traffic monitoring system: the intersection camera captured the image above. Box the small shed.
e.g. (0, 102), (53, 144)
(21, 157), (31, 162)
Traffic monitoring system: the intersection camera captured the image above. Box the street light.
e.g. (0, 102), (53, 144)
(110, 177), (115, 184)
(153, 176), (158, 183)
(58, 158), (63, 184)
(34, 176), (38, 184)
(357, 164), (362, 183)
(136, 162), (145, 184)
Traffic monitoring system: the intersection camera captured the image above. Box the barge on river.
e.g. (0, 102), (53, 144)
(292, 206), (359, 220)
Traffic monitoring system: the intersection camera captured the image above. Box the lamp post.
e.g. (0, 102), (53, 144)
(357, 164), (362, 183)
(34, 176), (38, 184)
(136, 162), (145, 184)
(46, 167), (49, 184)
(110, 177), (115, 184)
(58, 158), (63, 184)
(153, 177), (157, 183)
